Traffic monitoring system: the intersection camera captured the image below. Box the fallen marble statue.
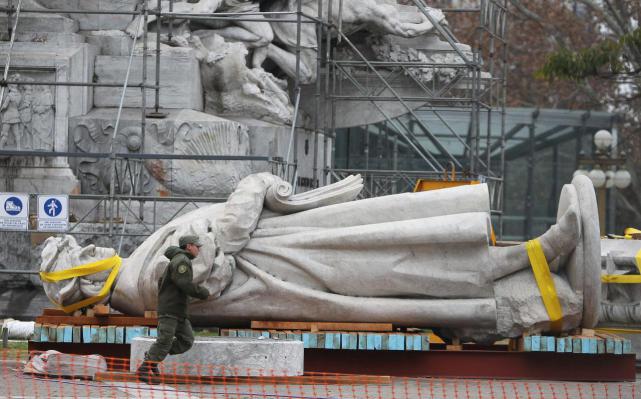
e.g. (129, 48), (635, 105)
(39, 173), (600, 343)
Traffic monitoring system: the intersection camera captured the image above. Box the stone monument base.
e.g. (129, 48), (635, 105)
(130, 336), (304, 376)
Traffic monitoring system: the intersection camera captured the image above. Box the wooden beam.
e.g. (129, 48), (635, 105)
(250, 321), (393, 332)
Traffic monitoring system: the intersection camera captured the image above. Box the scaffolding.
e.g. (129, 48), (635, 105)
(0, 0), (509, 244)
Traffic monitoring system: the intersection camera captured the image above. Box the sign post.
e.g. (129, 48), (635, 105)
(37, 195), (69, 232)
(0, 193), (29, 230)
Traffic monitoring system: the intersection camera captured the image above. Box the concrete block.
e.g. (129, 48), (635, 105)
(85, 30), (133, 56)
(93, 48), (203, 110)
(130, 337), (304, 376)
(0, 13), (78, 33)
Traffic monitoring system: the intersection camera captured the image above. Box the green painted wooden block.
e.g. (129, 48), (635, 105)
(614, 339), (623, 355)
(358, 333), (367, 350)
(341, 333), (357, 350)
(237, 330), (247, 337)
(324, 333), (335, 349)
(405, 335), (415, 351)
(597, 339), (605, 354)
(32, 324), (41, 342)
(421, 334), (430, 351)
(115, 326), (125, 344)
(82, 325), (92, 343)
(540, 336), (547, 352)
(47, 326), (57, 342)
(564, 337), (573, 353)
(106, 326), (116, 343)
(316, 333), (325, 349)
(589, 338), (597, 354)
(287, 332), (302, 342)
(380, 334), (389, 350)
(72, 326), (82, 343)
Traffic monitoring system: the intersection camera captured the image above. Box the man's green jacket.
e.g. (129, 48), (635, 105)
(157, 246), (209, 318)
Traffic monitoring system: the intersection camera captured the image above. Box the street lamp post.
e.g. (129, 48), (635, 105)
(573, 130), (631, 236)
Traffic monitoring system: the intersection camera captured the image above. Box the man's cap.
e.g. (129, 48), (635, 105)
(179, 235), (202, 248)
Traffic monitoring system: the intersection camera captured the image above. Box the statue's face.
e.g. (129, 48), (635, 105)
(41, 236), (117, 277)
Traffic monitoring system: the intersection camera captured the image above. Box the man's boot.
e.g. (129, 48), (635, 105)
(136, 354), (160, 384)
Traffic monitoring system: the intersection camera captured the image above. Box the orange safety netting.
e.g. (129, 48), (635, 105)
(0, 349), (638, 399)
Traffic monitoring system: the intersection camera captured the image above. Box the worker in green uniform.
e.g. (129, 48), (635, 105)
(137, 235), (210, 383)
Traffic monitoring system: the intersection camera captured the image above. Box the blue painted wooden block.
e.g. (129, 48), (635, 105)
(389, 334), (405, 351)
(56, 326), (65, 342)
(358, 333), (367, 350)
(82, 325), (92, 343)
(556, 337), (565, 353)
(366, 334), (376, 350)
(125, 326), (148, 344)
(32, 324), (41, 342)
(572, 338), (581, 353)
(623, 339), (632, 354)
(380, 334), (389, 350)
(531, 336), (541, 352)
(605, 338), (615, 354)
(91, 325), (102, 343)
(421, 334), (430, 351)
(331, 332), (341, 349)
(72, 326), (81, 343)
(260, 331), (270, 338)
(228, 330), (238, 337)
(614, 339), (623, 355)
(345, 333), (358, 350)
(405, 335), (414, 351)
(40, 325), (49, 342)
(106, 326), (116, 343)
(115, 326), (125, 344)
(237, 330), (246, 337)
(98, 327), (108, 343)
(523, 336), (531, 352)
(62, 326), (73, 343)
(340, 333), (349, 349)
(374, 334), (382, 350)
(597, 339), (605, 354)
(148, 328), (158, 338)
(546, 336), (555, 352)
(589, 338), (598, 354)
(302, 332), (316, 348)
(324, 333), (336, 349)
(292, 332), (303, 342)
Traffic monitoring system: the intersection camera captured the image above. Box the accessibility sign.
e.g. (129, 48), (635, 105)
(0, 193), (29, 230)
(37, 195), (69, 232)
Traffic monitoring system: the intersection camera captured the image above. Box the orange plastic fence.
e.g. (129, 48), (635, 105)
(1, 349), (638, 398)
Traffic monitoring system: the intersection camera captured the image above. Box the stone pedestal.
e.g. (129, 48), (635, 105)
(130, 337), (304, 376)
(93, 48), (203, 110)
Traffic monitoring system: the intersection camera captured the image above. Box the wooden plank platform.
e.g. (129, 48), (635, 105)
(95, 371), (392, 385)
(250, 321), (393, 332)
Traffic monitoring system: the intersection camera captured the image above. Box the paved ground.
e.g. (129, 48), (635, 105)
(1, 364), (640, 399)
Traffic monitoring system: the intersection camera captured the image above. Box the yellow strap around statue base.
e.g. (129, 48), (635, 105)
(526, 239), (563, 333)
(39, 255), (122, 313)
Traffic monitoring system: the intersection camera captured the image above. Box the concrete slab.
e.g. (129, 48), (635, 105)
(130, 336), (304, 377)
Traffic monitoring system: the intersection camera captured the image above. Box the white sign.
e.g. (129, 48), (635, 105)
(0, 193), (29, 230)
(37, 195), (69, 232)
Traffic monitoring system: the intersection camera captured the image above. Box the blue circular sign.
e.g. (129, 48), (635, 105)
(44, 198), (62, 217)
(4, 197), (23, 216)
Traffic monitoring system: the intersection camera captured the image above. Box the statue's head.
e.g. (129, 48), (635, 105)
(40, 235), (117, 307)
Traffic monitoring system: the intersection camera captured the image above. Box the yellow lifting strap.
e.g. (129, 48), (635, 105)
(39, 255), (122, 313)
(601, 246), (641, 284)
(526, 239), (563, 332)
(624, 227), (641, 239)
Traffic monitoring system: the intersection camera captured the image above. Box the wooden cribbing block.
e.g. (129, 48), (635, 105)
(106, 326), (116, 343)
(446, 337), (462, 351)
(72, 326), (82, 343)
(144, 311), (158, 319)
(115, 326), (125, 344)
(93, 304), (110, 316)
(250, 321), (393, 332)
(32, 324), (41, 343)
